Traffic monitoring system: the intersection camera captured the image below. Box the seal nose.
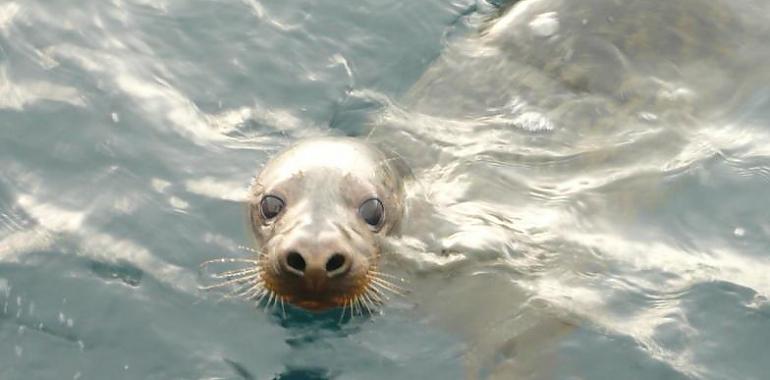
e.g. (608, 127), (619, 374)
(285, 251), (306, 273)
(280, 249), (351, 278)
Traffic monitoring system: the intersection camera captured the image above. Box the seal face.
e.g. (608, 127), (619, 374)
(248, 137), (405, 311)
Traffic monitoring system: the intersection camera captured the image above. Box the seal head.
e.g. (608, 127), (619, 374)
(249, 137), (405, 311)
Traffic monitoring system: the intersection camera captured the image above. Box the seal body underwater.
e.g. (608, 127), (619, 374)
(246, 137), (407, 311)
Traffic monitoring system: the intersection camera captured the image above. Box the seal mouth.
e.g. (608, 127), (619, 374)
(200, 256), (406, 314)
(262, 264), (405, 313)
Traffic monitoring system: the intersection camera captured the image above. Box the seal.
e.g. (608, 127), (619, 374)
(201, 0), (751, 317)
(244, 137), (406, 311)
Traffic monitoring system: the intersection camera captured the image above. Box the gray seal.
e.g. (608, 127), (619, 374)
(246, 137), (406, 311)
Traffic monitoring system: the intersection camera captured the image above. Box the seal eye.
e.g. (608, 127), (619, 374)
(260, 195), (284, 220)
(359, 198), (384, 228)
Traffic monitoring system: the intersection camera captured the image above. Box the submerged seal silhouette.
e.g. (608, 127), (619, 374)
(245, 137), (407, 311)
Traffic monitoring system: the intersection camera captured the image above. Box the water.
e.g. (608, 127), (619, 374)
(2, 0), (770, 379)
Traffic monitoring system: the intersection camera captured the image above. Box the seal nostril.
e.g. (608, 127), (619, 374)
(325, 253), (346, 273)
(286, 251), (306, 272)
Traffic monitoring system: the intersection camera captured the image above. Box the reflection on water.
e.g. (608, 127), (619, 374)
(1, 0), (770, 378)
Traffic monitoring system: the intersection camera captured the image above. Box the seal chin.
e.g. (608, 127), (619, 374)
(290, 297), (350, 311)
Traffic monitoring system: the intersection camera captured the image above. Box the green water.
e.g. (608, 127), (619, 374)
(2, 0), (770, 379)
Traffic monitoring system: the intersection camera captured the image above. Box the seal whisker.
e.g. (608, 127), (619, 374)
(346, 299), (352, 318)
(359, 298), (370, 315)
(360, 292), (373, 307)
(367, 293), (386, 314)
(369, 280), (406, 297)
(358, 296), (371, 315)
(228, 281), (255, 296)
(353, 295), (365, 315)
(234, 281), (266, 299)
(212, 267), (263, 280)
(280, 297), (287, 318)
(363, 291), (380, 308)
(242, 287), (266, 301)
(367, 270), (405, 282)
(365, 287), (385, 303)
(338, 301), (345, 323)
(236, 245), (263, 255)
(359, 294), (375, 314)
(254, 291), (269, 306)
(369, 275), (406, 289)
(365, 278), (392, 300)
(357, 291), (371, 307)
(368, 286), (391, 301)
(200, 274), (262, 291)
(200, 258), (261, 267)
(263, 291), (274, 311)
(369, 277), (407, 294)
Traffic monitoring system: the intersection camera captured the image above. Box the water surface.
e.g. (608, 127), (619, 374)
(1, 0), (770, 379)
